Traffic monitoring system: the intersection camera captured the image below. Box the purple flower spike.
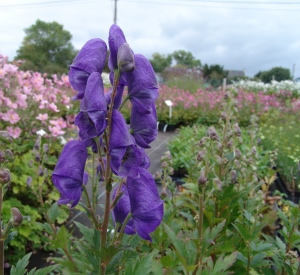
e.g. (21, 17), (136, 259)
(75, 72), (108, 139)
(130, 103), (157, 148)
(69, 38), (107, 100)
(108, 24), (127, 71)
(52, 140), (88, 207)
(127, 54), (158, 114)
(109, 110), (143, 176)
(112, 168), (164, 241)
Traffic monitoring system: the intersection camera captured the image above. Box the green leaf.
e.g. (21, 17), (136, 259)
(32, 264), (59, 275)
(10, 252), (32, 275)
(74, 221), (95, 246)
(4, 231), (18, 247)
(212, 252), (237, 273)
(52, 225), (68, 249)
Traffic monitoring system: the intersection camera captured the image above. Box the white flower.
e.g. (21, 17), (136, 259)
(58, 136), (67, 145)
(36, 129), (47, 136)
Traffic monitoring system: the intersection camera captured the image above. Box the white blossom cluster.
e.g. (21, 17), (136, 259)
(232, 79), (300, 96)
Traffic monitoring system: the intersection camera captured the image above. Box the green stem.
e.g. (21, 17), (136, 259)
(0, 187), (3, 275)
(115, 213), (132, 244)
(82, 185), (100, 228)
(118, 95), (129, 111)
(192, 190), (204, 275)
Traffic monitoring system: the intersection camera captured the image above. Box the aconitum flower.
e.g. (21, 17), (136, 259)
(109, 110), (143, 177)
(74, 72), (108, 139)
(113, 168), (164, 241)
(130, 103), (157, 148)
(69, 38), (107, 100)
(52, 140), (88, 207)
(126, 54), (158, 114)
(108, 24), (127, 71)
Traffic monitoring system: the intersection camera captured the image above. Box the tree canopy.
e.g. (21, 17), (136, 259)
(149, 50), (202, 73)
(254, 67), (291, 83)
(149, 53), (172, 73)
(15, 19), (77, 75)
(172, 50), (201, 69)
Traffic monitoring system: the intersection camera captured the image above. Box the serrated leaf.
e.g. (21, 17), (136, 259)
(32, 264), (59, 275)
(10, 252), (32, 275)
(74, 221), (95, 246)
(47, 202), (59, 223)
(4, 231), (18, 247)
(275, 236), (286, 255)
(212, 251), (237, 273)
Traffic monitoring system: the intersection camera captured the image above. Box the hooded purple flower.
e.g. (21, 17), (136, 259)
(108, 24), (127, 71)
(69, 38), (107, 100)
(130, 103), (157, 148)
(52, 140), (88, 207)
(112, 168), (164, 241)
(126, 54), (158, 114)
(109, 110), (143, 177)
(74, 72), (108, 139)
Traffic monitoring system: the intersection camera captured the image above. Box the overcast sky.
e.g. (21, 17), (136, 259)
(0, 0), (299, 78)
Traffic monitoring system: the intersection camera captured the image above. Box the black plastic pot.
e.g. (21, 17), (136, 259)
(157, 122), (177, 132)
(270, 172), (300, 203)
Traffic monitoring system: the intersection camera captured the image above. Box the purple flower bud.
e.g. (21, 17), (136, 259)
(198, 171), (207, 186)
(117, 43), (135, 72)
(43, 144), (49, 154)
(0, 168), (10, 184)
(251, 146), (257, 155)
(26, 176), (32, 188)
(207, 126), (220, 141)
(221, 112), (227, 121)
(233, 123), (241, 137)
(235, 149), (242, 159)
(197, 150), (205, 162)
(0, 131), (12, 144)
(0, 151), (5, 163)
(35, 152), (41, 162)
(34, 136), (41, 150)
(213, 178), (222, 190)
(11, 207), (23, 228)
(38, 166), (44, 176)
(5, 149), (14, 162)
(161, 162), (167, 168)
(28, 159), (34, 168)
(230, 170), (237, 184)
(199, 137), (207, 147)
(227, 139), (233, 148)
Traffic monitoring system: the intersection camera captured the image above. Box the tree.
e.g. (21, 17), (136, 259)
(202, 64), (228, 87)
(254, 67), (291, 83)
(15, 19), (77, 75)
(149, 53), (172, 73)
(172, 50), (201, 69)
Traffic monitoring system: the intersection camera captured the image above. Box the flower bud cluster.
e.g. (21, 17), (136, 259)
(0, 131), (14, 186)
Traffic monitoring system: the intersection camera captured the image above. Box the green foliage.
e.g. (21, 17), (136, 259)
(149, 52), (172, 73)
(260, 110), (300, 190)
(172, 50), (201, 69)
(15, 19), (77, 75)
(202, 63), (228, 88)
(10, 252), (58, 275)
(255, 67), (291, 83)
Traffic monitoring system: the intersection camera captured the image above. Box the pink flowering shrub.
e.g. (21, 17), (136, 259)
(0, 54), (78, 144)
(156, 84), (298, 126)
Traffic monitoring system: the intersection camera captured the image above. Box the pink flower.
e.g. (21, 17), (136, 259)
(48, 125), (65, 137)
(36, 113), (49, 121)
(7, 126), (21, 139)
(48, 102), (59, 112)
(2, 109), (20, 124)
(50, 117), (67, 128)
